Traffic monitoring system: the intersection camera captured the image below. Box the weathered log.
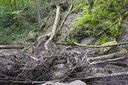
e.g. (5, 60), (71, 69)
(88, 49), (128, 64)
(0, 45), (24, 49)
(44, 5), (61, 50)
(74, 41), (128, 48)
(57, 4), (73, 31)
(88, 50), (128, 61)
(69, 72), (128, 81)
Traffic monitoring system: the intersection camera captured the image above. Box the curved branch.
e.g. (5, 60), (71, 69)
(74, 41), (128, 48)
(44, 5), (61, 50)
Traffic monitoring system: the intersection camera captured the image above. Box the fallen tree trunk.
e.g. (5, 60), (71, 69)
(70, 71), (128, 80)
(74, 41), (128, 48)
(88, 49), (128, 64)
(88, 50), (128, 61)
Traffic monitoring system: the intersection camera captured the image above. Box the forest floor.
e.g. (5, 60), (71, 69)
(0, 8), (128, 85)
(0, 41), (128, 85)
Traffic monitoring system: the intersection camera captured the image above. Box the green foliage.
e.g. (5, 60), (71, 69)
(0, 0), (50, 44)
(72, 0), (86, 13)
(65, 0), (127, 45)
(96, 36), (110, 45)
(0, 11), (33, 44)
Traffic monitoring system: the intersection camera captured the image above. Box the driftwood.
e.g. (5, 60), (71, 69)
(86, 72), (128, 79)
(88, 50), (128, 64)
(88, 50), (128, 61)
(90, 56), (126, 65)
(74, 41), (128, 48)
(0, 45), (24, 49)
(44, 5), (61, 50)
(1, 72), (128, 84)
(37, 4), (73, 50)
(0, 79), (46, 84)
(0, 46), (128, 84)
(44, 4), (73, 50)
(69, 71), (128, 80)
(57, 4), (73, 32)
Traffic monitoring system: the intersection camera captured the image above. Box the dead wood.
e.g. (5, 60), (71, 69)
(1, 72), (128, 84)
(88, 50), (128, 61)
(37, 4), (73, 50)
(0, 79), (46, 84)
(57, 4), (73, 32)
(0, 45), (24, 49)
(74, 41), (128, 48)
(90, 56), (126, 65)
(44, 5), (61, 50)
(88, 50), (128, 64)
(69, 72), (128, 80)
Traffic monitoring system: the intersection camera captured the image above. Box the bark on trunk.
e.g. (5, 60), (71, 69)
(34, 0), (41, 25)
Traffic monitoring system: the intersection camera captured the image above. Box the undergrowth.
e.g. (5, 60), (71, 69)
(64, 0), (128, 45)
(0, 11), (36, 44)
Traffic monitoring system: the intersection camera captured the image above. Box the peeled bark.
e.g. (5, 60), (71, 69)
(44, 5), (60, 50)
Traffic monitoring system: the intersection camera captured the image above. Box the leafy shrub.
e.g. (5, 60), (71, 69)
(65, 0), (127, 45)
(0, 11), (33, 44)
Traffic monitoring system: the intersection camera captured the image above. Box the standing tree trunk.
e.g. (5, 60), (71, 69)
(9, 0), (13, 11)
(22, 0), (24, 8)
(14, 0), (18, 11)
(34, 0), (41, 25)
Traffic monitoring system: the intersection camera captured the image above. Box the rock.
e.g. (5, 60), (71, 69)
(41, 80), (87, 85)
(81, 37), (94, 45)
(54, 64), (65, 69)
(58, 13), (82, 40)
(53, 64), (68, 79)
(69, 80), (87, 85)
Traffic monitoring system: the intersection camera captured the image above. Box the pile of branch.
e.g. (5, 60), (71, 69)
(0, 46), (128, 84)
(37, 3), (73, 50)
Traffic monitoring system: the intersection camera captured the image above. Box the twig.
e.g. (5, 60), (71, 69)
(96, 18), (119, 37)
(25, 53), (39, 61)
(57, 4), (73, 32)
(22, 41), (37, 52)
